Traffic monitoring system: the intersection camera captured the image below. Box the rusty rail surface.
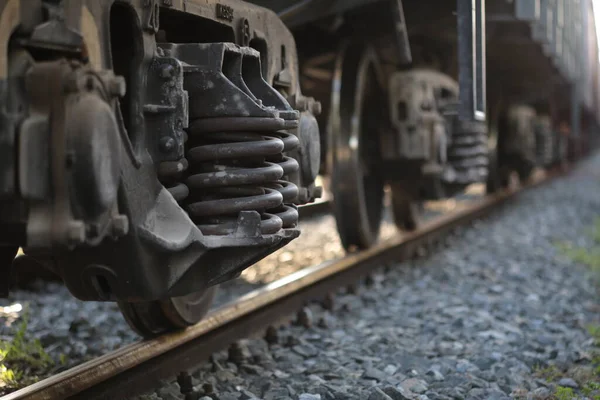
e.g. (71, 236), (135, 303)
(3, 168), (566, 400)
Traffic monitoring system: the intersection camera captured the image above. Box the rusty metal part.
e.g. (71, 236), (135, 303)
(534, 115), (554, 167)
(161, 41), (302, 235)
(0, 0), (324, 308)
(22, 59), (127, 250)
(2, 165), (567, 400)
(498, 104), (537, 182)
(388, 69), (457, 164)
(389, 183), (422, 232)
(386, 68), (487, 200)
(118, 286), (218, 338)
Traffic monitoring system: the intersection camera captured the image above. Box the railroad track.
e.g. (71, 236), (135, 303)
(3, 167), (567, 400)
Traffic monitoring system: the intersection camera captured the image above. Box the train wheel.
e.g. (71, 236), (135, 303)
(485, 146), (513, 193)
(328, 42), (385, 251)
(389, 184), (422, 231)
(118, 286), (217, 338)
(516, 161), (535, 183)
(485, 146), (502, 194)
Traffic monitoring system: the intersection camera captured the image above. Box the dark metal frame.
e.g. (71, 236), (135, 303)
(0, 0), (321, 303)
(457, 0), (487, 122)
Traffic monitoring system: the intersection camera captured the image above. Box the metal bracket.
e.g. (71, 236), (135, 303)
(143, 53), (188, 162)
(390, 0), (412, 64)
(457, 0), (487, 122)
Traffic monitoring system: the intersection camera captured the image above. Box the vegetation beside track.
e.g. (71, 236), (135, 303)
(539, 219), (600, 399)
(0, 305), (64, 395)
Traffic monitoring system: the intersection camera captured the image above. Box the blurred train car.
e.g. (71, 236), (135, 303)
(251, 0), (600, 249)
(485, 0), (600, 177)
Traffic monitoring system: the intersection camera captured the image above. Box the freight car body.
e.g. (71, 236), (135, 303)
(485, 0), (600, 183)
(252, 0), (600, 250)
(0, 0), (323, 336)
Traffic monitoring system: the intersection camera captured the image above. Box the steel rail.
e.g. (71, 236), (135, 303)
(3, 168), (564, 400)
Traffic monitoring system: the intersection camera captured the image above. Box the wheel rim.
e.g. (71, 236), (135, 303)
(328, 42), (385, 250)
(118, 286), (217, 338)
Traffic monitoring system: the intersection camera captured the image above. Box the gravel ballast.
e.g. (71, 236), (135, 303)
(0, 186), (454, 378)
(135, 156), (600, 400)
(0, 155), (599, 398)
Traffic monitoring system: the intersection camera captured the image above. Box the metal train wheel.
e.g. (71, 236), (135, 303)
(328, 42), (385, 251)
(486, 103), (512, 194)
(485, 124), (505, 194)
(118, 286), (217, 338)
(389, 184), (422, 232)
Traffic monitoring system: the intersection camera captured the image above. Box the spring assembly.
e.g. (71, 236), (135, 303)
(441, 104), (488, 185)
(158, 158), (190, 203)
(265, 131), (300, 229)
(180, 116), (300, 236)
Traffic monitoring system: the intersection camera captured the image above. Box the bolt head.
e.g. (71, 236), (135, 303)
(160, 64), (175, 79)
(313, 186), (323, 199)
(109, 76), (127, 97)
(295, 96), (308, 111)
(311, 100), (322, 116)
(67, 220), (86, 245)
(111, 215), (129, 237)
(159, 136), (176, 153)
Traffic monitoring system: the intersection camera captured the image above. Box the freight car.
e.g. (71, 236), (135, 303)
(257, 0), (600, 251)
(0, 0), (597, 337)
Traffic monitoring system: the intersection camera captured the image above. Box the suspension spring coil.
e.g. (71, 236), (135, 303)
(158, 129), (190, 203)
(158, 159), (190, 203)
(177, 116), (299, 236)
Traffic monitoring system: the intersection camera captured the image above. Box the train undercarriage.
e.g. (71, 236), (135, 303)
(0, 0), (595, 337)
(0, 0), (323, 336)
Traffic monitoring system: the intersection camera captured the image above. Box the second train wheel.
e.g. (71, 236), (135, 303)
(328, 42), (385, 251)
(389, 183), (422, 232)
(118, 286), (217, 338)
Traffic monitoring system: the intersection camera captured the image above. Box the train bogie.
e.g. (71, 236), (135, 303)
(0, 0), (598, 337)
(0, 0), (323, 336)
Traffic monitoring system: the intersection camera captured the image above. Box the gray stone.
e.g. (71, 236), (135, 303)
(363, 367), (388, 382)
(382, 386), (413, 400)
(557, 377), (578, 389)
(264, 388), (290, 400)
(530, 387), (551, 400)
(296, 307), (314, 328)
(292, 343), (319, 358)
(401, 378), (428, 394)
(367, 387), (393, 400)
(299, 394), (322, 400)
(425, 368), (444, 382)
(384, 364), (399, 375)
(239, 389), (259, 399)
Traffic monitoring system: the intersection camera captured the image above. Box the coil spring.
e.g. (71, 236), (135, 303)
(158, 158), (190, 202)
(164, 117), (300, 236)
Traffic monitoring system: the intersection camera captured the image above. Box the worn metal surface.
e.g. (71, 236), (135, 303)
(386, 68), (487, 200)
(457, 0), (486, 122)
(1, 164), (566, 400)
(327, 41), (385, 251)
(0, 0), (323, 341)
